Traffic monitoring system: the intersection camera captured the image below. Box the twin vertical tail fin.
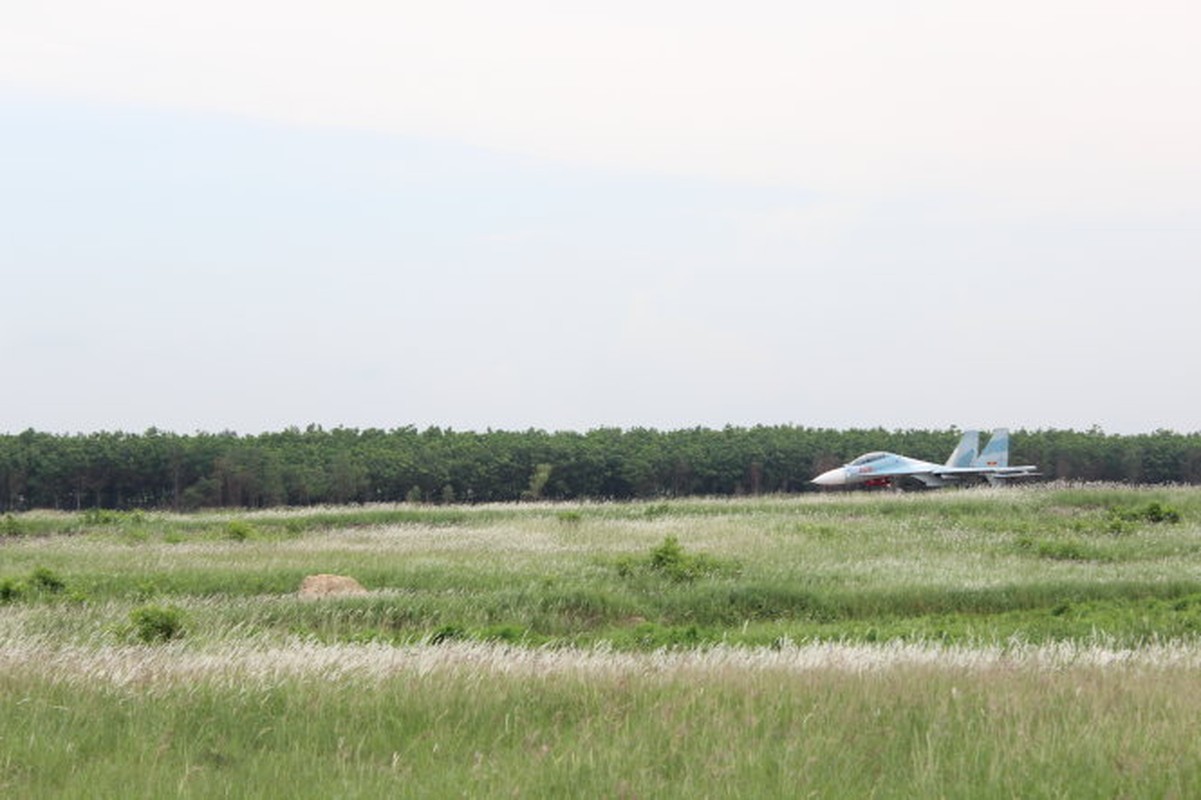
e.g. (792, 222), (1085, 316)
(944, 430), (980, 468)
(946, 428), (1013, 469)
(972, 429), (1010, 468)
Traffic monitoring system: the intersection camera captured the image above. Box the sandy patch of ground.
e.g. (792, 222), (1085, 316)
(298, 574), (369, 597)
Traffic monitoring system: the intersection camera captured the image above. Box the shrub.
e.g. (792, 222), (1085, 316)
(130, 604), (185, 643)
(1141, 502), (1180, 524)
(0, 578), (24, 603)
(1108, 502), (1181, 526)
(1, 513), (23, 537)
(30, 567), (66, 594)
(617, 536), (739, 583)
(224, 520), (255, 541)
(650, 536), (728, 582)
(1105, 517), (1136, 536)
(650, 535), (687, 573)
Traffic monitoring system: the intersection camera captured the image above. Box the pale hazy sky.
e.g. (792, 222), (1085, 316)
(3, 1), (1199, 434)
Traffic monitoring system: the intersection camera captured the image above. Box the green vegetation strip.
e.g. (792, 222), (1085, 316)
(4, 426), (1200, 509)
(3, 487), (1199, 648)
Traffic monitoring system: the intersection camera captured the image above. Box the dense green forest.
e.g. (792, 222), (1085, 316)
(1, 426), (1199, 511)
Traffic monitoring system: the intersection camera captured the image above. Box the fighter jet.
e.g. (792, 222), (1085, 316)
(811, 429), (1040, 489)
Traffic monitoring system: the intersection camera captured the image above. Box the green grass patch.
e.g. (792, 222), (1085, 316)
(3, 487), (1201, 648)
(4, 649), (1201, 798)
(5, 487), (1201, 796)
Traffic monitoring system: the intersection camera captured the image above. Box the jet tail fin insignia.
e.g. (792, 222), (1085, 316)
(973, 429), (1010, 469)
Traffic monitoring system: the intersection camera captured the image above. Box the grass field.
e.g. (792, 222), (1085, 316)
(4, 485), (1201, 796)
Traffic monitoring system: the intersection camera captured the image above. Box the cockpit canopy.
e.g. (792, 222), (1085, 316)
(848, 452), (891, 466)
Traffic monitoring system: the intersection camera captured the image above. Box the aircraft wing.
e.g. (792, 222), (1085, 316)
(930, 465), (1042, 486)
(933, 466), (1041, 477)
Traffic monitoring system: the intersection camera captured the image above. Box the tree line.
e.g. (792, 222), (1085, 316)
(1, 425), (1199, 512)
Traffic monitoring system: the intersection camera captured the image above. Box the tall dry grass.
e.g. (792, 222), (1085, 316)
(3, 639), (1201, 797)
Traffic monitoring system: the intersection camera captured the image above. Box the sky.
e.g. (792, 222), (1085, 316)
(2, 1), (1199, 435)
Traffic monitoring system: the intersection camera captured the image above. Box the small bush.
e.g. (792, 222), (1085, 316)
(557, 510), (583, 525)
(650, 536), (727, 582)
(1108, 502), (1181, 526)
(650, 535), (687, 572)
(30, 567), (66, 594)
(130, 604), (185, 643)
(0, 578), (24, 603)
(617, 536), (738, 583)
(1, 513), (24, 537)
(224, 520), (255, 541)
(1142, 502), (1180, 524)
(1105, 517), (1136, 536)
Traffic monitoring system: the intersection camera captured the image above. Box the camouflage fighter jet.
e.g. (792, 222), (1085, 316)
(811, 429), (1040, 489)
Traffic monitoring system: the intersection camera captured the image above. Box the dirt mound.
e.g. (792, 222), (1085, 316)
(298, 574), (369, 598)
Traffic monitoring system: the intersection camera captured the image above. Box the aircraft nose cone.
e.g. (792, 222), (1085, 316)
(812, 468), (847, 487)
